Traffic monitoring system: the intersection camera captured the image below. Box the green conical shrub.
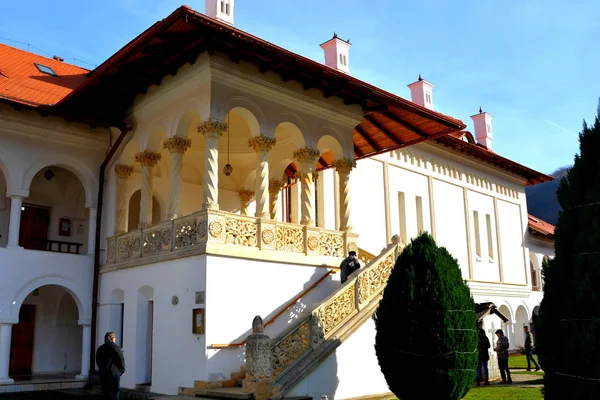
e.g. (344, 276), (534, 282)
(374, 232), (476, 400)
(536, 102), (600, 398)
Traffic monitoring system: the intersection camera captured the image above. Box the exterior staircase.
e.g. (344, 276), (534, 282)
(183, 238), (402, 399)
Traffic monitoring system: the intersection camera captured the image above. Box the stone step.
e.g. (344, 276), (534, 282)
(196, 387), (253, 400)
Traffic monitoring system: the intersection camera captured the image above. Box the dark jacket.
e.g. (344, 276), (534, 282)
(494, 335), (510, 359)
(478, 334), (491, 361)
(96, 342), (126, 377)
(340, 256), (360, 283)
(524, 331), (534, 351)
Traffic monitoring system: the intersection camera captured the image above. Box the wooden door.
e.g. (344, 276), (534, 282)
(9, 304), (36, 375)
(19, 206), (50, 250)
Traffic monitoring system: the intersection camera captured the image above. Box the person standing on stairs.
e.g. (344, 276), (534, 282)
(340, 251), (361, 283)
(96, 331), (126, 400)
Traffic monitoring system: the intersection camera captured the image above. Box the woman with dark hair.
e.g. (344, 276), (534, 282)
(476, 328), (490, 386)
(96, 331), (126, 400)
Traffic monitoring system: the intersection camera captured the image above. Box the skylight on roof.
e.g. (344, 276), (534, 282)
(34, 63), (57, 76)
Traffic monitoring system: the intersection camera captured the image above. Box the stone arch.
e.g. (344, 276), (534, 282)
(229, 96), (268, 134)
(274, 111), (309, 138)
(317, 135), (344, 161)
(243, 170), (257, 191)
(0, 146), (24, 196)
(270, 159), (295, 182)
(10, 275), (90, 323)
(22, 155), (98, 208)
(173, 109), (201, 139)
(228, 106), (261, 138)
(118, 139), (141, 165)
(497, 303), (514, 323)
(145, 125), (168, 153)
(274, 121), (306, 150)
(514, 305), (530, 347)
(321, 125), (353, 159)
(127, 190), (163, 231)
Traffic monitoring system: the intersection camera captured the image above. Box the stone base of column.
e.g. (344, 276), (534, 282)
(242, 378), (272, 400)
(0, 378), (15, 384)
(75, 374), (88, 380)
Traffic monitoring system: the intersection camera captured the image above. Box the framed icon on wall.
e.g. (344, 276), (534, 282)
(192, 308), (205, 335)
(59, 218), (71, 236)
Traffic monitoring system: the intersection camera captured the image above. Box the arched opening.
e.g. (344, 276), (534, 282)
(530, 305), (540, 337)
(9, 285), (83, 377)
(110, 289), (125, 348)
(514, 306), (529, 348)
(135, 286), (154, 387)
(128, 190), (161, 231)
(0, 162), (8, 247)
(497, 304), (513, 348)
(20, 166), (88, 254)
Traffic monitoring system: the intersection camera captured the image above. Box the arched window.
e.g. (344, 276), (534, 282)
(226, 1), (230, 15)
(530, 261), (539, 291)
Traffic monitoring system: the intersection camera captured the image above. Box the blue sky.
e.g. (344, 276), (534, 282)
(1, 0), (598, 174)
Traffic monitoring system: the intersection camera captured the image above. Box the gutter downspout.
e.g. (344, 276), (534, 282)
(88, 125), (130, 382)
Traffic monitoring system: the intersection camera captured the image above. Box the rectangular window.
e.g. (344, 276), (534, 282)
(473, 210), (481, 258)
(486, 213), (494, 259)
(119, 303), (125, 347)
(415, 196), (424, 234)
(398, 192), (407, 244)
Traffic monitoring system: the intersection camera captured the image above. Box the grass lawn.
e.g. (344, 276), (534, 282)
(509, 354), (541, 369)
(464, 387), (543, 399)
(513, 370), (544, 377)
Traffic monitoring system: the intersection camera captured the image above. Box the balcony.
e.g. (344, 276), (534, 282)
(104, 209), (358, 270)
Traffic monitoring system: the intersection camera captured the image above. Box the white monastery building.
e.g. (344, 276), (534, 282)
(0, 1), (555, 398)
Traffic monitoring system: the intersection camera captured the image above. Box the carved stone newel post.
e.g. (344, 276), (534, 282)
(114, 164), (133, 235)
(239, 189), (255, 216)
(293, 147), (320, 226)
(248, 135), (277, 218)
(164, 136), (191, 219)
(268, 180), (285, 220)
(242, 316), (273, 400)
(135, 151), (162, 228)
(198, 118), (226, 210)
(333, 158), (356, 231)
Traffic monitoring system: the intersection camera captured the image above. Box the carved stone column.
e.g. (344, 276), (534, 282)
(268, 180), (285, 220)
(293, 147), (320, 226)
(248, 135), (277, 219)
(239, 189), (255, 216)
(7, 192), (27, 247)
(114, 165), (133, 235)
(198, 119), (226, 210)
(333, 158), (356, 232)
(135, 150), (162, 228)
(242, 316), (272, 400)
(164, 136), (192, 219)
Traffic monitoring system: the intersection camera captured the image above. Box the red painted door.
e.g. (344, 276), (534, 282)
(9, 304), (36, 375)
(19, 205), (50, 250)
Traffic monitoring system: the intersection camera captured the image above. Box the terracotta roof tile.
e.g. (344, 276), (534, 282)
(0, 44), (88, 106)
(528, 214), (555, 237)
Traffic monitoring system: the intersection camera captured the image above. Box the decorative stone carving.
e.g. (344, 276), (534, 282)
(262, 229), (275, 245)
(270, 320), (310, 378)
(334, 158), (355, 232)
(268, 180), (285, 194)
(224, 218), (257, 247)
(293, 147), (320, 164)
(275, 226), (304, 253)
(114, 164), (134, 178)
(174, 216), (200, 249)
(317, 233), (344, 257)
(243, 316), (273, 400)
(248, 135), (277, 152)
(163, 136), (191, 153)
(209, 221), (223, 238)
(357, 252), (395, 305)
(239, 189), (255, 202)
(135, 150), (162, 167)
(143, 225), (172, 256)
(307, 235), (319, 251)
(252, 315), (265, 334)
(198, 118), (227, 137)
(332, 158), (356, 173)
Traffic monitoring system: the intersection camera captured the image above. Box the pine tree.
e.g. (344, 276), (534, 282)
(374, 233), (477, 400)
(536, 102), (600, 398)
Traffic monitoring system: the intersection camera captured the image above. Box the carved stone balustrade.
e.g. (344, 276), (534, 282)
(103, 209), (359, 271)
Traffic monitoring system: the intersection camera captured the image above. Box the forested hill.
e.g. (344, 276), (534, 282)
(525, 166), (569, 225)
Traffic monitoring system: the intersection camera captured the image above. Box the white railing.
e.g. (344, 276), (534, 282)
(105, 209), (358, 266)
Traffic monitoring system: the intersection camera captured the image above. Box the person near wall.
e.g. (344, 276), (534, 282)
(340, 251), (361, 283)
(476, 328), (491, 386)
(494, 329), (512, 384)
(523, 326), (541, 371)
(96, 331), (126, 400)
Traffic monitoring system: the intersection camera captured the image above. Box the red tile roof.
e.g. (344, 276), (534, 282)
(0, 44), (88, 106)
(528, 214), (555, 238)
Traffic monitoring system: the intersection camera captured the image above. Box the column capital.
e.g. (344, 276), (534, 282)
(198, 118), (227, 137)
(164, 136), (192, 153)
(135, 150), (162, 167)
(268, 180), (285, 193)
(333, 158), (356, 173)
(77, 319), (92, 326)
(7, 189), (29, 199)
(115, 164), (134, 178)
(239, 189), (255, 202)
(248, 135), (277, 152)
(293, 147), (320, 164)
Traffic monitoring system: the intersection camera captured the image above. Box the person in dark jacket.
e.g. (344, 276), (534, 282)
(96, 331), (126, 400)
(523, 326), (540, 371)
(476, 328), (491, 386)
(340, 251), (360, 283)
(494, 329), (512, 384)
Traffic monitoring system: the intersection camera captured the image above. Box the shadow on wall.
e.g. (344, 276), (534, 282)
(206, 268), (337, 381)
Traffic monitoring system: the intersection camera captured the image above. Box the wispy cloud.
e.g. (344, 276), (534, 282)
(545, 120), (579, 139)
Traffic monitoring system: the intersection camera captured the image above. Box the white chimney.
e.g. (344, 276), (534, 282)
(407, 74), (434, 110)
(206, 0), (234, 25)
(471, 107), (493, 150)
(320, 33), (351, 74)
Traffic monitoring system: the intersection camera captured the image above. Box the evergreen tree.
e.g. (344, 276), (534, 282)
(536, 102), (600, 398)
(374, 233), (476, 400)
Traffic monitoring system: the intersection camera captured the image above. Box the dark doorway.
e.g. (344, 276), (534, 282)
(10, 304), (36, 375)
(19, 205), (50, 250)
